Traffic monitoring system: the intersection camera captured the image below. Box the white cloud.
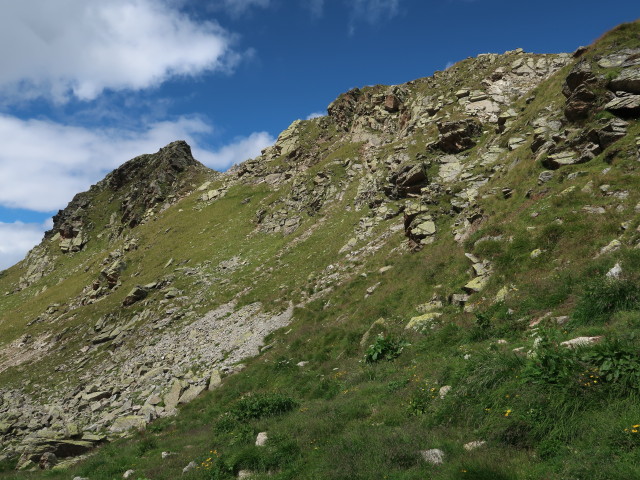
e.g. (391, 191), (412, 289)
(306, 111), (325, 120)
(0, 114), (274, 212)
(351, 0), (400, 25)
(0, 221), (49, 271)
(0, 0), (238, 102)
(197, 132), (274, 168)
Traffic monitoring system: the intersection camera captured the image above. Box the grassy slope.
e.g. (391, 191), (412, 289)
(2, 20), (640, 480)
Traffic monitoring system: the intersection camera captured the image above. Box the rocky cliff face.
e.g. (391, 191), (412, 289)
(1, 21), (640, 476)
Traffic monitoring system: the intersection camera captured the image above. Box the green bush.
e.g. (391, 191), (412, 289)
(523, 328), (577, 385)
(364, 335), (409, 363)
(230, 393), (299, 421)
(573, 277), (640, 325)
(191, 451), (233, 480)
(407, 384), (435, 416)
(582, 340), (640, 393)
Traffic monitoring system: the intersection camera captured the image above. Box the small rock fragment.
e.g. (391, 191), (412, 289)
(606, 262), (622, 279)
(256, 432), (268, 447)
(561, 336), (603, 349)
(464, 440), (487, 451)
(420, 448), (445, 465)
(183, 461), (197, 474)
(438, 385), (451, 399)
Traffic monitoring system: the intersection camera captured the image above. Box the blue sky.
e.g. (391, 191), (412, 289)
(0, 0), (638, 269)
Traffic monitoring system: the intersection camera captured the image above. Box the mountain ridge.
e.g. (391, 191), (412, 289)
(0, 20), (640, 479)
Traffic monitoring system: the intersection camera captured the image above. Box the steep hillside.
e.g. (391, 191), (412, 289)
(1, 20), (640, 480)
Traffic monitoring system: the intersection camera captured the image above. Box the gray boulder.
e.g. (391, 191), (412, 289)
(609, 67), (640, 94)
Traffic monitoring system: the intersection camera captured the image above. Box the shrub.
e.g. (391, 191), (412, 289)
(230, 393), (299, 421)
(573, 277), (640, 325)
(581, 340), (640, 393)
(364, 335), (409, 363)
(194, 451), (233, 480)
(523, 328), (577, 385)
(407, 384), (434, 416)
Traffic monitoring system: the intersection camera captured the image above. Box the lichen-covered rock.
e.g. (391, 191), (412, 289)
(605, 93), (640, 117)
(109, 415), (146, 433)
(541, 151), (581, 169)
(122, 286), (148, 306)
(405, 312), (442, 332)
(463, 276), (489, 294)
(608, 66), (640, 94)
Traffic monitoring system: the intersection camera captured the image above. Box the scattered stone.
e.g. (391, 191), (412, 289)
(597, 118), (628, 148)
(582, 206), (606, 215)
(507, 137), (526, 151)
(296, 361), (309, 367)
(110, 415), (147, 433)
(541, 151), (581, 170)
(256, 432), (268, 447)
(164, 379), (187, 410)
(605, 93), (640, 116)
(123, 470), (136, 479)
(416, 300), (443, 314)
(122, 286), (148, 306)
(538, 170), (554, 184)
(162, 451), (176, 459)
(208, 369), (223, 390)
(178, 384), (206, 405)
(561, 336), (603, 349)
(463, 276), (489, 294)
(420, 448), (445, 465)
(450, 293), (470, 306)
(464, 441), (487, 451)
(495, 286), (510, 303)
(405, 312), (442, 332)
(600, 239), (622, 256)
(365, 282), (381, 297)
(606, 262), (623, 279)
(438, 385), (451, 399)
(183, 461), (197, 474)
(38, 452), (57, 470)
(609, 67), (640, 94)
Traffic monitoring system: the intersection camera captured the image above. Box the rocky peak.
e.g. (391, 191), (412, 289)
(102, 140), (201, 192)
(47, 140), (207, 250)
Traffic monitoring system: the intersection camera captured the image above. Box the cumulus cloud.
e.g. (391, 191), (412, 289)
(0, 114), (274, 212)
(0, 221), (50, 271)
(198, 131), (274, 167)
(306, 111), (325, 120)
(0, 0), (238, 102)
